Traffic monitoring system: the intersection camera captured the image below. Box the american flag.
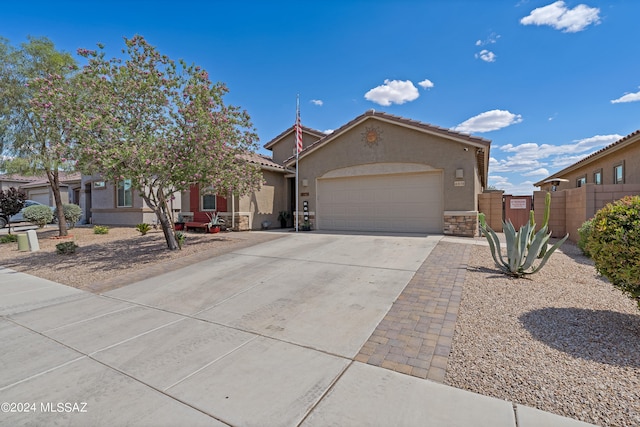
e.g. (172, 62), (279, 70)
(296, 101), (303, 154)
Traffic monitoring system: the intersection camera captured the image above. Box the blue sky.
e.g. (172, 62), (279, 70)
(2, 0), (639, 194)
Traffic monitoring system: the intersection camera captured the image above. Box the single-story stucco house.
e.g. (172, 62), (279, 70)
(78, 111), (491, 236)
(0, 172), (81, 206)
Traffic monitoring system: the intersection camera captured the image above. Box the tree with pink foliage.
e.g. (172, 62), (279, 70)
(61, 35), (262, 250)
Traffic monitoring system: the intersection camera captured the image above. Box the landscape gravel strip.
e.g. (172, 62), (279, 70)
(445, 241), (640, 427)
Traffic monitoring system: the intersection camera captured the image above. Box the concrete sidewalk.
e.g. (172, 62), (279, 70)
(1, 232), (595, 426)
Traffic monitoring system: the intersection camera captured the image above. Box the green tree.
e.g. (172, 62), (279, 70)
(0, 186), (27, 233)
(67, 35), (262, 250)
(0, 36), (77, 237)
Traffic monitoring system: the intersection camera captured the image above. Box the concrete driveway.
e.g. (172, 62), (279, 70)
(1, 232), (594, 426)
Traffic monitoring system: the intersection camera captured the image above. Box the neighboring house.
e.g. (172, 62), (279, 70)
(533, 129), (640, 242)
(0, 174), (34, 192)
(0, 172), (80, 206)
(535, 129), (640, 191)
(81, 111), (491, 236)
(19, 172), (81, 206)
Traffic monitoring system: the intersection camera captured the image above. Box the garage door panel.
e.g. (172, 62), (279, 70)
(318, 172), (442, 233)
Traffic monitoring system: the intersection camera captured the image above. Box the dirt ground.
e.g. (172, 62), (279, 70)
(0, 225), (283, 292)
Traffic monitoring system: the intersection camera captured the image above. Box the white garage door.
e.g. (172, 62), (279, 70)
(29, 192), (50, 206)
(317, 172), (443, 233)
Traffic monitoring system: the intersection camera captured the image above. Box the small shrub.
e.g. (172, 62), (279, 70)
(0, 234), (18, 244)
(23, 205), (53, 228)
(175, 231), (186, 249)
(577, 218), (593, 257)
(135, 223), (151, 235)
(93, 225), (109, 235)
(586, 195), (640, 309)
(54, 204), (82, 228)
(56, 241), (78, 255)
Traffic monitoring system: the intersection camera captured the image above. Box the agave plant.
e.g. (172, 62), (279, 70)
(479, 193), (568, 277)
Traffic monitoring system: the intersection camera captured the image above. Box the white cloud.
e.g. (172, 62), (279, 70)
(323, 129), (334, 134)
(611, 88), (640, 104)
(364, 79), (419, 106)
(476, 33), (500, 46)
(311, 99), (323, 106)
(454, 110), (522, 133)
(520, 1), (600, 33)
(475, 49), (497, 63)
(418, 79), (434, 89)
(491, 134), (622, 173)
(523, 168), (550, 177)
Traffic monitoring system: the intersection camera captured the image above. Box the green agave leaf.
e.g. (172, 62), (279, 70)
(528, 234), (569, 275)
(522, 227), (551, 271)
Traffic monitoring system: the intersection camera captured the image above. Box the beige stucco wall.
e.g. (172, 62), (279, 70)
(236, 169), (288, 229)
(295, 119), (480, 216)
(80, 175), (180, 226)
(538, 140), (640, 192)
(535, 184), (640, 242)
(271, 132), (322, 165)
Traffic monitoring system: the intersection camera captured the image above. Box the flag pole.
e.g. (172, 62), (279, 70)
(295, 95), (300, 232)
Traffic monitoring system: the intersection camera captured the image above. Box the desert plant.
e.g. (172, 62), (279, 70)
(0, 234), (18, 244)
(93, 225), (109, 235)
(56, 241), (78, 255)
(577, 218), (594, 257)
(480, 192), (568, 277)
(585, 195), (640, 309)
(135, 223), (151, 235)
(175, 231), (186, 249)
(53, 204), (82, 229)
(23, 204), (53, 228)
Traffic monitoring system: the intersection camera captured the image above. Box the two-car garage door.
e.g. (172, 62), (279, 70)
(317, 172), (443, 233)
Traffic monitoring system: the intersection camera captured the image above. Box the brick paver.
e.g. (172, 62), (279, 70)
(355, 240), (471, 383)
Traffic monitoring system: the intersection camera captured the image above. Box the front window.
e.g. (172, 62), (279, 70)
(117, 179), (133, 207)
(593, 170), (602, 185)
(576, 176), (586, 187)
(614, 163), (624, 184)
(201, 187), (216, 211)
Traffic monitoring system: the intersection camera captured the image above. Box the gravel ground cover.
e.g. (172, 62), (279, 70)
(446, 241), (640, 427)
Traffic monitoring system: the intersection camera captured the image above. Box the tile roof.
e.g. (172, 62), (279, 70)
(280, 110), (491, 187)
(284, 110), (491, 165)
(237, 152), (288, 171)
(0, 174), (35, 183)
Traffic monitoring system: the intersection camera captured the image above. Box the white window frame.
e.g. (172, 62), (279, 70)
(117, 179), (133, 208)
(201, 187), (217, 211)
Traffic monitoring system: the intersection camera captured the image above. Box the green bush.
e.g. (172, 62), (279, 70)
(23, 205), (53, 228)
(56, 241), (78, 255)
(0, 234), (18, 244)
(175, 231), (186, 249)
(135, 223), (151, 235)
(586, 195), (640, 309)
(54, 204), (82, 228)
(93, 225), (109, 235)
(577, 218), (593, 257)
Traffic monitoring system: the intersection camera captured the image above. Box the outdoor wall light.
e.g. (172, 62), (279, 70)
(455, 169), (464, 179)
(302, 179), (308, 187)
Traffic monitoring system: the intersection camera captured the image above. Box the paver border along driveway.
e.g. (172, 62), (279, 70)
(1, 232), (595, 426)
